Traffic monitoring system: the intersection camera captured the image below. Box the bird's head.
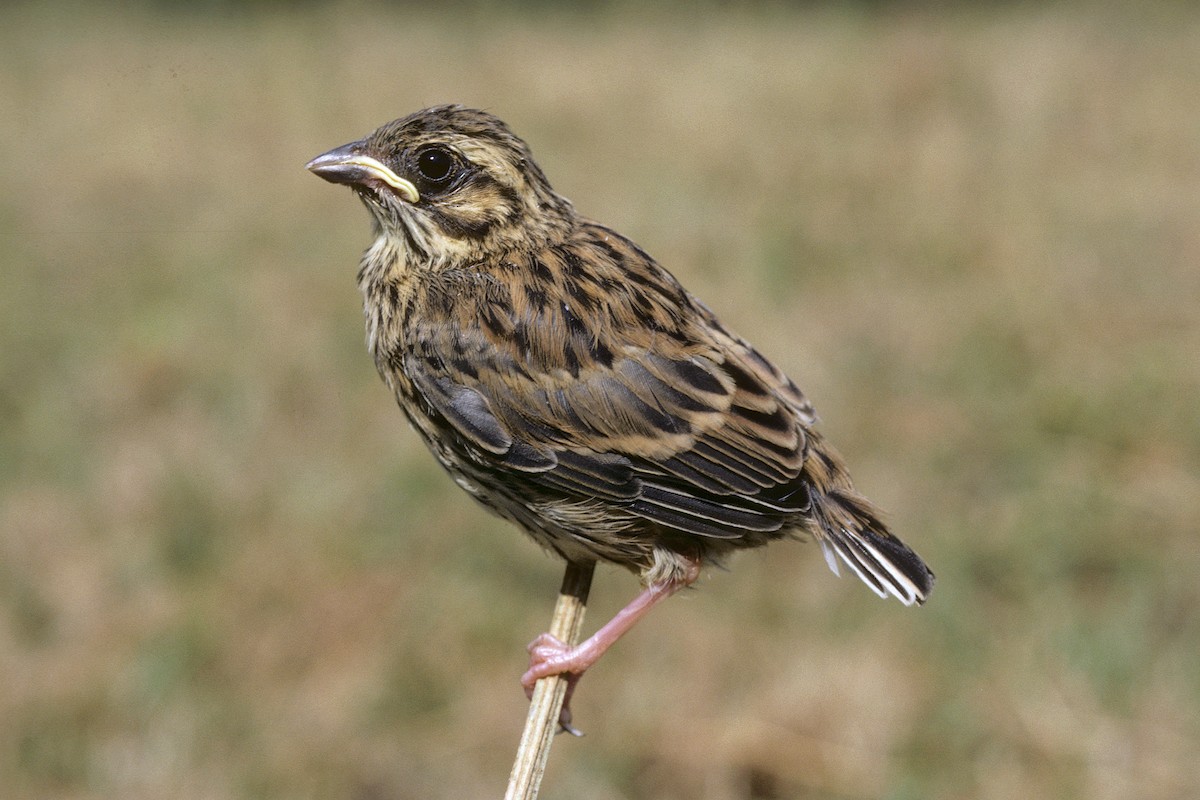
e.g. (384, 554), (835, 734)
(307, 105), (574, 263)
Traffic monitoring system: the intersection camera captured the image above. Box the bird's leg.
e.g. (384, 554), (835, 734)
(522, 558), (700, 731)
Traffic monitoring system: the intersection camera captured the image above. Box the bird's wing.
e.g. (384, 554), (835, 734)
(403, 288), (814, 540)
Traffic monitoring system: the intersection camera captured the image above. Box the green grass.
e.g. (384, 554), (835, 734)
(3, 3), (1199, 798)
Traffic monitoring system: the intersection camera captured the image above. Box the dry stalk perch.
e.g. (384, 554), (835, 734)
(504, 561), (595, 800)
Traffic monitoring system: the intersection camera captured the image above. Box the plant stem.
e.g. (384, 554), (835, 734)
(504, 560), (595, 800)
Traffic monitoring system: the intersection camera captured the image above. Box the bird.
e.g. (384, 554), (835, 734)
(307, 105), (934, 729)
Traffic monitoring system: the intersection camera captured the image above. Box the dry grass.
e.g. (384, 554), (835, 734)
(2, 3), (1199, 798)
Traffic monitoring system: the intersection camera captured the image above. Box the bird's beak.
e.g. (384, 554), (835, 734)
(306, 142), (420, 204)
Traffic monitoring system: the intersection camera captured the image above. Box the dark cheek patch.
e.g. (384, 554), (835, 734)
(433, 176), (521, 240)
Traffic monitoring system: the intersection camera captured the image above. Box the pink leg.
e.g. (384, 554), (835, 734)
(521, 560), (700, 732)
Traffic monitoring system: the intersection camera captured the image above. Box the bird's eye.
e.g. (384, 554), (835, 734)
(415, 147), (457, 186)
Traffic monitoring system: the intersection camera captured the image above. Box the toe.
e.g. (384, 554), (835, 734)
(526, 632), (566, 654)
(522, 632), (573, 688)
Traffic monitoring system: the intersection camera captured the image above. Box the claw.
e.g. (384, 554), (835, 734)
(556, 671), (584, 736)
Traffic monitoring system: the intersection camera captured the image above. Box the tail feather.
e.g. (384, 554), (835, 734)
(812, 489), (934, 606)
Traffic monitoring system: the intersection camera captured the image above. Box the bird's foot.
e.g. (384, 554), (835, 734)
(522, 633), (589, 736)
(518, 568), (700, 735)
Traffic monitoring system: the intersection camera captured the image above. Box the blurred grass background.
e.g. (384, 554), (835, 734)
(2, 1), (1199, 798)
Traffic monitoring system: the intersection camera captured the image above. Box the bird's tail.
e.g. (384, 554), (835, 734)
(803, 436), (934, 605)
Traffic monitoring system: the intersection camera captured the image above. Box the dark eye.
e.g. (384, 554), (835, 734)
(415, 147), (457, 186)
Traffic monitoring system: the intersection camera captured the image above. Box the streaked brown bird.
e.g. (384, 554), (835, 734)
(307, 105), (933, 728)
